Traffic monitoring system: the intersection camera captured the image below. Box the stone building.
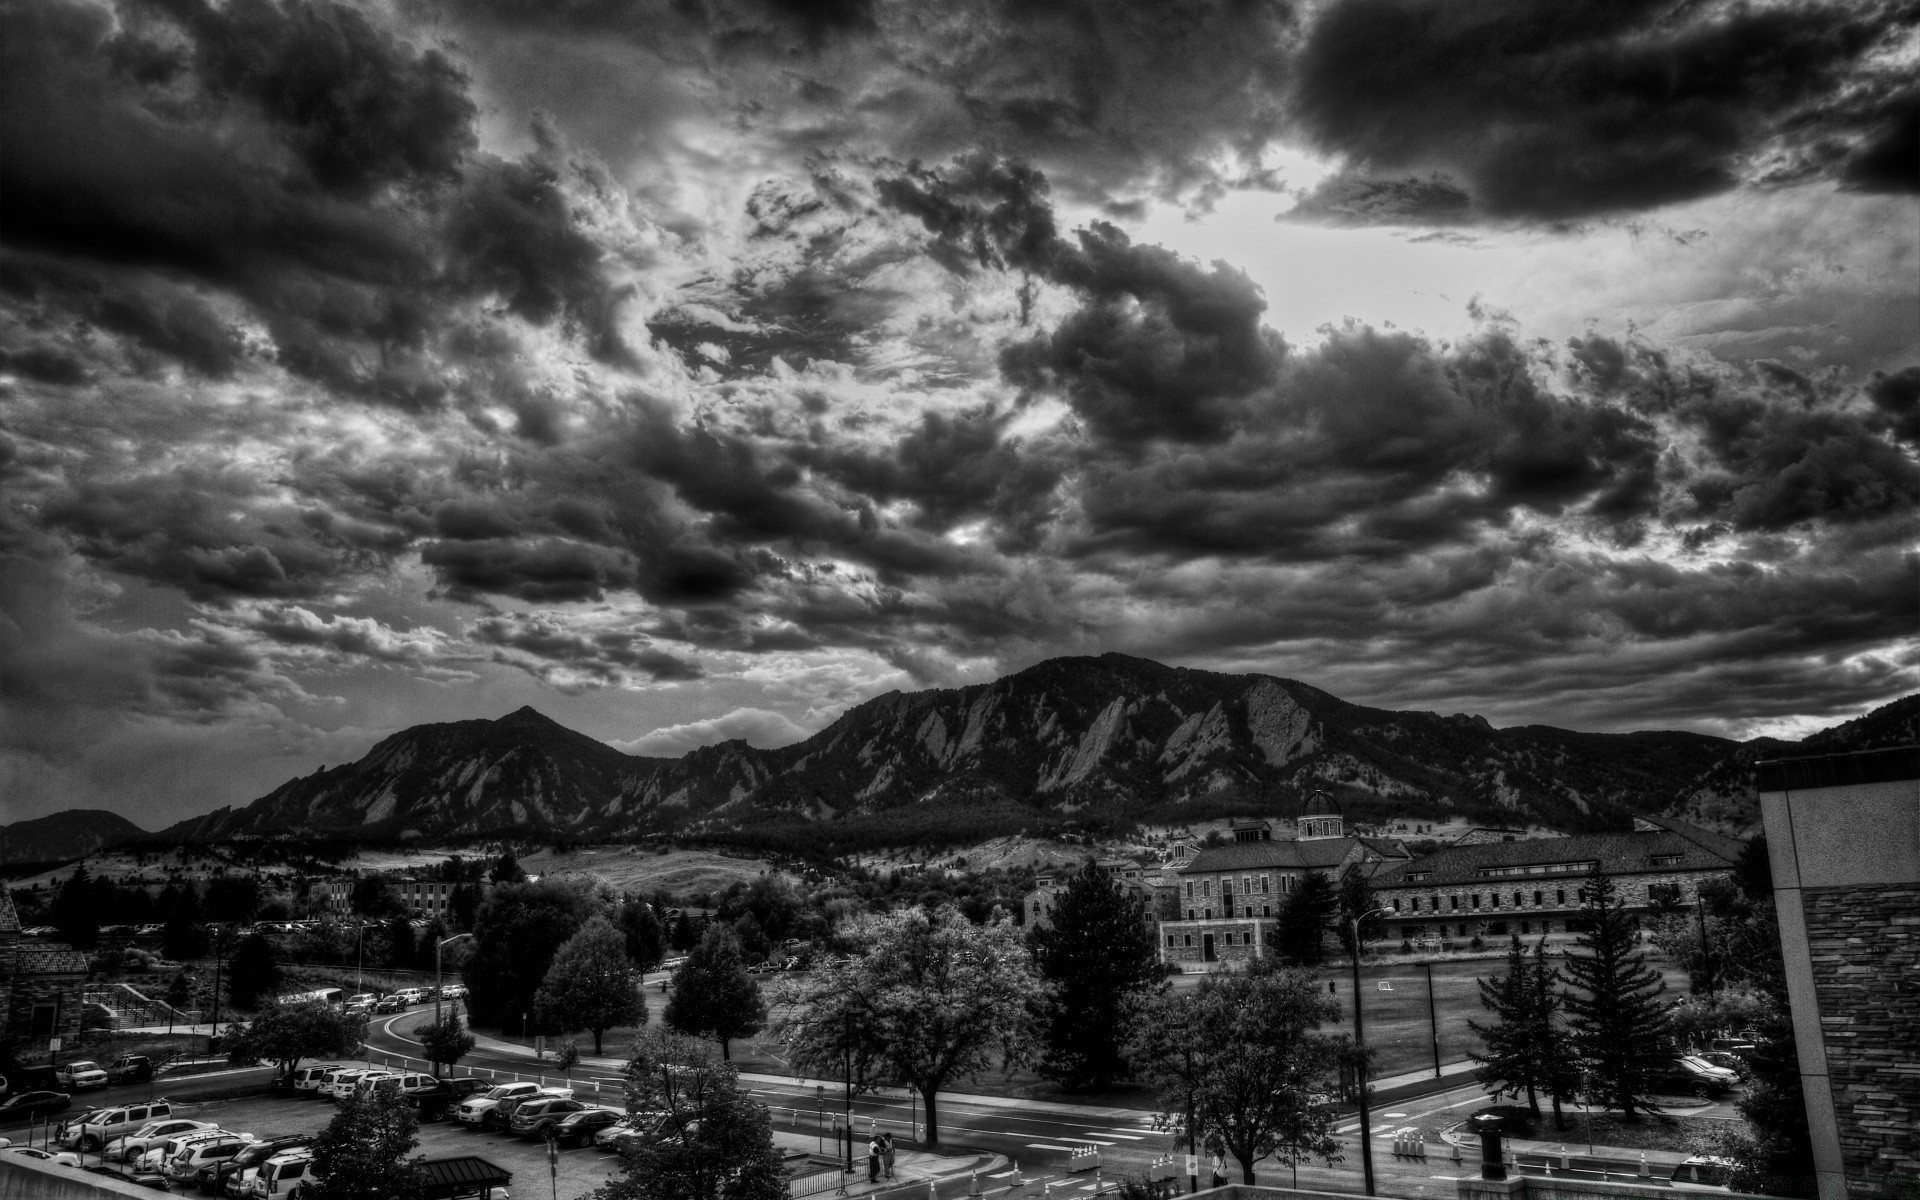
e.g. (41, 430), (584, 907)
(1, 889), (89, 1063)
(310, 875), (484, 919)
(1024, 858), (1168, 932)
(1367, 814), (1741, 944)
(1759, 745), (1919, 1200)
(1157, 793), (1409, 969)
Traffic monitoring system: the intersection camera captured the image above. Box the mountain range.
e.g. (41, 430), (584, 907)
(7, 654), (1917, 862)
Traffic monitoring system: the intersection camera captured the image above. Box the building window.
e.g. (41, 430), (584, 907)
(1184, 934), (1192, 948)
(1556, 889), (1566, 905)
(1648, 882), (1682, 905)
(1185, 882), (1194, 899)
(1203, 880), (1213, 898)
(29, 1003), (57, 1037)
(1188, 908), (1196, 920)
(1450, 895), (1460, 910)
(1650, 854), (1682, 868)
(1204, 908), (1213, 920)
(1490, 893), (1499, 908)
(1167, 934), (1176, 948)
(1471, 894), (1481, 909)
(1533, 890), (1543, 906)
(1262, 905), (1271, 917)
(1392, 899), (1402, 912)
(1520, 921), (1531, 934)
(1514, 892), (1522, 907)
(1261, 875), (1270, 894)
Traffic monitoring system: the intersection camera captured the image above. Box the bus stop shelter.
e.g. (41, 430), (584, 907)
(417, 1155), (513, 1199)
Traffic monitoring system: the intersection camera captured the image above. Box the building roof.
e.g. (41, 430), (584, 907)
(1299, 790), (1342, 817)
(416, 1156), (512, 1198)
(1370, 819), (1742, 890)
(1183, 837), (1364, 874)
(1632, 813), (1746, 863)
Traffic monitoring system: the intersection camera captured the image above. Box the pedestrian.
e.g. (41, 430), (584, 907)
(1210, 1152), (1226, 1189)
(868, 1136), (881, 1183)
(882, 1131), (896, 1180)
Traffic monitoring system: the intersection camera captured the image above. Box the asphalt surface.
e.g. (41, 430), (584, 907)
(360, 1002), (1507, 1197)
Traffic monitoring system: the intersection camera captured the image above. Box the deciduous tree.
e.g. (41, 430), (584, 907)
(617, 899), (666, 972)
(780, 906), (1042, 1148)
(592, 1031), (786, 1200)
(535, 915), (644, 1055)
(665, 925), (765, 1060)
(1562, 864), (1672, 1122)
(1131, 961), (1343, 1185)
(305, 1089), (424, 1200)
(1030, 861), (1163, 1090)
(224, 1000), (366, 1078)
(417, 1017), (476, 1078)
(226, 931), (282, 1009)
(464, 877), (603, 1028)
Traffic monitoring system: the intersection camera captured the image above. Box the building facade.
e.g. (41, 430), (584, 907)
(1024, 858), (1168, 932)
(1759, 746), (1919, 1200)
(1, 890), (88, 1063)
(1368, 814), (1742, 944)
(310, 876), (482, 919)
(1157, 795), (1409, 969)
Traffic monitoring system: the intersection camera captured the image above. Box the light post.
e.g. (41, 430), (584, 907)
(1349, 907), (1392, 1198)
(1421, 960), (1441, 1077)
(434, 933), (473, 1026)
(842, 1013), (854, 1175)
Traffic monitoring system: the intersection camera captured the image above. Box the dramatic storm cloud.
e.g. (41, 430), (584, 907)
(2, 0), (1914, 823)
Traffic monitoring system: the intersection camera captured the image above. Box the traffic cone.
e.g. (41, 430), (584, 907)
(970, 1169), (981, 1196)
(1639, 1153), (1651, 1179)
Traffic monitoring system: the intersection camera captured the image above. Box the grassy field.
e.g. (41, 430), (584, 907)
(517, 845), (794, 896)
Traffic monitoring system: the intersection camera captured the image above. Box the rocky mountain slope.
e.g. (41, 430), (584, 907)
(0, 808), (152, 865)
(152, 654), (1919, 846)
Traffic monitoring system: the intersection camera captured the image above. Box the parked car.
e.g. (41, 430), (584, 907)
(138, 1127), (237, 1172)
(66, 1100), (174, 1149)
(164, 1134), (253, 1186)
(1668, 1055), (1739, 1098)
(364, 1072), (439, 1102)
(593, 1111), (668, 1152)
(55, 1107), (112, 1145)
(392, 988), (427, 1005)
(322, 1068), (374, 1102)
(438, 984), (469, 999)
(9, 1144), (82, 1167)
(289, 1064), (341, 1095)
(544, 1107), (622, 1148)
(54, 1061), (109, 1091)
(242, 1148), (313, 1199)
(1672, 1154), (1735, 1188)
(508, 1096), (586, 1138)
(106, 1118), (214, 1162)
(374, 995), (407, 1014)
(412, 1077), (491, 1122)
(107, 1056), (155, 1085)
(207, 1135), (312, 1196)
(456, 1082), (550, 1131)
(0, 1090), (72, 1124)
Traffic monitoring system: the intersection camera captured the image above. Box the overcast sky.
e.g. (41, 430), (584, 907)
(2, 0), (1916, 828)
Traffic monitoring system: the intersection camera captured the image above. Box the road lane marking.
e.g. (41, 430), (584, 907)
(1026, 1143), (1077, 1151)
(1103, 1132), (1146, 1139)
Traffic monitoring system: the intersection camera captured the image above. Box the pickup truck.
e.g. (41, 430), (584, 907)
(54, 1062), (108, 1090)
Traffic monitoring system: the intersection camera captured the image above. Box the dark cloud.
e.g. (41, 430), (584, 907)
(1285, 173), (1473, 226)
(1843, 91), (1920, 193)
(472, 613), (703, 683)
(1866, 366), (1920, 444)
(1288, 0), (1913, 220)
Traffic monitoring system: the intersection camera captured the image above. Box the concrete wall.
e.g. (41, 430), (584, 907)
(1761, 752), (1920, 1200)
(0, 1153), (162, 1200)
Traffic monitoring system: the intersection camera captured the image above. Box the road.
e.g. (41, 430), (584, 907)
(362, 1004), (1499, 1197)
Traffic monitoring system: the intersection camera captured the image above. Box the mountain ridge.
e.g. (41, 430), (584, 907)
(141, 654), (1917, 847)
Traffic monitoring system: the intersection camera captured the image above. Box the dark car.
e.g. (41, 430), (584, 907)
(508, 1096), (586, 1138)
(106, 1056), (154, 1085)
(0, 1090), (73, 1124)
(412, 1077), (491, 1122)
(545, 1107), (621, 1148)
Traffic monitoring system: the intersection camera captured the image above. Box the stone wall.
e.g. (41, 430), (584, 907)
(1802, 884), (1920, 1198)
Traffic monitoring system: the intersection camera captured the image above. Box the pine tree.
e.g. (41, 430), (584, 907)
(49, 867), (100, 950)
(534, 916), (644, 1055)
(1469, 936), (1541, 1114)
(162, 884), (208, 961)
(665, 925), (766, 1060)
(1335, 865), (1386, 957)
(227, 932), (282, 1009)
(1269, 872), (1338, 965)
(669, 909), (697, 951)
(617, 899), (666, 972)
(489, 850), (525, 884)
(1562, 863), (1672, 1122)
(1031, 860), (1164, 1090)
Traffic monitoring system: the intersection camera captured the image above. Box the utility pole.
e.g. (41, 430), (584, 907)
(1422, 960), (1441, 1077)
(1695, 897), (1715, 997)
(843, 1013), (854, 1174)
(1349, 909), (1391, 1197)
(1185, 1042), (1198, 1195)
(434, 933), (473, 1026)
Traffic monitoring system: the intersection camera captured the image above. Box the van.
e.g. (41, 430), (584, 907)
(66, 1100), (173, 1150)
(392, 988), (427, 1005)
(365, 1073), (437, 1100)
(290, 1064), (340, 1094)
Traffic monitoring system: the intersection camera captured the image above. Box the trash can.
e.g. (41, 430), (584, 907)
(1467, 1112), (1508, 1181)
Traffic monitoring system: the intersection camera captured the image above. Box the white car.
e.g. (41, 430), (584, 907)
(54, 1061), (108, 1090)
(290, 1063), (341, 1094)
(439, 984), (469, 999)
(392, 988), (427, 1005)
(244, 1149), (314, 1199)
(324, 1069), (374, 1102)
(137, 1127), (235, 1172)
(8, 1146), (83, 1167)
(164, 1133), (254, 1181)
(106, 1118), (213, 1162)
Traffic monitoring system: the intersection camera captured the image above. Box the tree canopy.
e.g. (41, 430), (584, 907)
(463, 877), (603, 1027)
(224, 1000), (367, 1078)
(618, 900), (666, 972)
(1029, 861), (1164, 1090)
(226, 931), (282, 1009)
(1468, 936), (1578, 1128)
(535, 915), (645, 1055)
(417, 1016), (477, 1077)
(664, 924), (765, 1060)
(306, 1090), (424, 1200)
(779, 905), (1043, 1148)
(1131, 960), (1343, 1185)
(592, 1031), (786, 1200)
(1269, 871), (1337, 965)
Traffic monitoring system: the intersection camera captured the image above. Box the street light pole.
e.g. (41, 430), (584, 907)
(1422, 960), (1441, 1078)
(1349, 908), (1392, 1198)
(842, 1013), (854, 1174)
(1185, 1043), (1198, 1195)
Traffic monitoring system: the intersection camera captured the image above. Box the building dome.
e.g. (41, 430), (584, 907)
(1297, 790), (1345, 840)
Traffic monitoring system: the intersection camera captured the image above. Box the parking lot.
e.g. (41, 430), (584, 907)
(79, 1087), (628, 1197)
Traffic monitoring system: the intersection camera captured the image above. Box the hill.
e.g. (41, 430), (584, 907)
(0, 808), (152, 865)
(145, 653), (1916, 849)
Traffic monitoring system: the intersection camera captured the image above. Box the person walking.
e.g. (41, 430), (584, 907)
(1209, 1151), (1227, 1189)
(868, 1136), (881, 1184)
(881, 1131), (896, 1180)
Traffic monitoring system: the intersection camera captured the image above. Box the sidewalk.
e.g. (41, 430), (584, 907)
(774, 1132), (1005, 1199)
